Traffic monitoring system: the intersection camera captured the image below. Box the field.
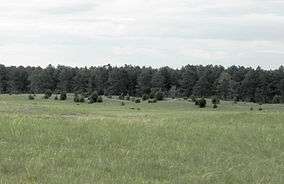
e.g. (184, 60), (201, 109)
(0, 95), (283, 184)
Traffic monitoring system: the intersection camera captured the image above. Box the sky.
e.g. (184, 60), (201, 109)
(0, 0), (283, 69)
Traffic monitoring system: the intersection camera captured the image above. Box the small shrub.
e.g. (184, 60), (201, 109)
(259, 106), (263, 111)
(54, 95), (58, 100)
(74, 93), (85, 103)
(149, 91), (155, 99)
(131, 97), (136, 102)
(74, 93), (79, 102)
(211, 96), (220, 105)
(233, 97), (239, 104)
(183, 97), (188, 100)
(89, 91), (99, 103)
(195, 100), (199, 106)
(198, 98), (207, 108)
(119, 93), (124, 100)
(148, 99), (157, 103)
(125, 94), (130, 101)
(43, 89), (52, 99)
(250, 107), (254, 111)
(60, 92), (67, 101)
(28, 94), (35, 100)
(142, 94), (149, 101)
(191, 96), (196, 102)
(213, 104), (218, 109)
(79, 96), (85, 103)
(272, 95), (281, 104)
(135, 99), (141, 103)
(97, 96), (103, 103)
(121, 102), (125, 106)
(155, 90), (164, 101)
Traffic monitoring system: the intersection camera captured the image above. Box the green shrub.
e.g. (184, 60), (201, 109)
(28, 94), (35, 100)
(135, 99), (141, 103)
(74, 93), (79, 102)
(74, 93), (85, 103)
(125, 94), (130, 101)
(97, 96), (103, 103)
(119, 93), (124, 100)
(191, 96), (196, 102)
(142, 94), (149, 101)
(60, 92), (67, 101)
(89, 91), (99, 103)
(148, 99), (157, 103)
(43, 89), (52, 99)
(211, 96), (220, 105)
(272, 95), (281, 104)
(198, 98), (206, 108)
(79, 96), (85, 103)
(155, 90), (164, 101)
(149, 92), (155, 99)
(121, 102), (125, 106)
(54, 95), (58, 100)
(195, 100), (199, 106)
(213, 104), (218, 109)
(130, 97), (136, 102)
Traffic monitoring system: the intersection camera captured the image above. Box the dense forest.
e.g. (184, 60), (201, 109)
(0, 64), (284, 103)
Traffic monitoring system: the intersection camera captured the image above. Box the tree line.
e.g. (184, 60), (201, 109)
(0, 64), (284, 103)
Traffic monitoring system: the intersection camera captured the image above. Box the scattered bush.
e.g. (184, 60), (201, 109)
(250, 107), (254, 111)
(197, 98), (206, 108)
(142, 94), (149, 101)
(74, 93), (80, 102)
(233, 96), (239, 103)
(148, 99), (157, 103)
(149, 91), (155, 99)
(89, 91), (99, 103)
(131, 97), (136, 102)
(28, 94), (35, 100)
(97, 96), (103, 103)
(135, 99), (141, 103)
(79, 96), (85, 103)
(272, 95), (281, 104)
(121, 102), (125, 106)
(213, 104), (218, 109)
(60, 92), (67, 101)
(125, 94), (130, 101)
(191, 96), (196, 102)
(43, 89), (52, 99)
(195, 100), (199, 106)
(211, 96), (220, 105)
(119, 93), (124, 100)
(74, 93), (85, 103)
(54, 95), (58, 100)
(155, 90), (164, 101)
(259, 106), (263, 111)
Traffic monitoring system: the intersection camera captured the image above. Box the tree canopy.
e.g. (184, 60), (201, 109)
(0, 64), (283, 103)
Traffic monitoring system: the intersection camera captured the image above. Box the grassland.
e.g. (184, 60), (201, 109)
(0, 94), (283, 184)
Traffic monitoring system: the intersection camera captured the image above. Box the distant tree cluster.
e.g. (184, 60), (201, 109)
(0, 64), (284, 104)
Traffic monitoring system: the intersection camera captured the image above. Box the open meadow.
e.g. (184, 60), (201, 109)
(0, 94), (283, 183)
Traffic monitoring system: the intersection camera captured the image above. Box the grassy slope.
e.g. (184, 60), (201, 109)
(0, 95), (283, 184)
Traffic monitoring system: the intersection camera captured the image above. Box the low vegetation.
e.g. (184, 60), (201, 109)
(0, 94), (283, 183)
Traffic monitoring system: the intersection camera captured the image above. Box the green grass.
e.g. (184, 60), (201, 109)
(0, 94), (283, 184)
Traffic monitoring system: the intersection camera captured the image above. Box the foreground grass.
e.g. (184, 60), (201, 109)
(0, 95), (283, 183)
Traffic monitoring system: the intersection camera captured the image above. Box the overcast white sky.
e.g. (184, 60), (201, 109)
(0, 0), (283, 69)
